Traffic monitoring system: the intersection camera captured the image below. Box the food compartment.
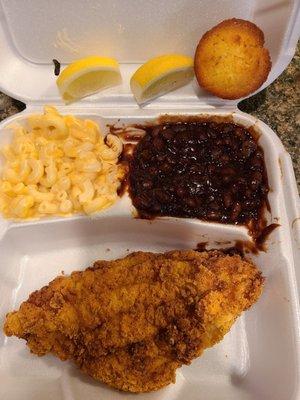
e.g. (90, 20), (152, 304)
(0, 108), (283, 233)
(0, 208), (298, 400)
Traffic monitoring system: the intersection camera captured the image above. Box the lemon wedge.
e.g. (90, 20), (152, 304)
(56, 56), (122, 102)
(130, 54), (194, 104)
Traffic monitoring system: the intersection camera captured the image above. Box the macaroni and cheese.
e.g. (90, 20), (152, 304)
(0, 106), (125, 220)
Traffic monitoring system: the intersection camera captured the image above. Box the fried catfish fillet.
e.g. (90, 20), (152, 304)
(4, 250), (264, 392)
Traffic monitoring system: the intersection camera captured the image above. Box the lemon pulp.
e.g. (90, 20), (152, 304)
(130, 54), (194, 104)
(56, 56), (122, 102)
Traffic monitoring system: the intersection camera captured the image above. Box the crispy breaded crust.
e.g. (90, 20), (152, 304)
(194, 18), (272, 99)
(4, 250), (264, 392)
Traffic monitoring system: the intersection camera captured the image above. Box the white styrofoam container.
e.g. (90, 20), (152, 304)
(0, 1), (299, 400)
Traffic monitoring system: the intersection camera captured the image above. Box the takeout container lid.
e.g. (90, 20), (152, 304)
(0, 0), (299, 106)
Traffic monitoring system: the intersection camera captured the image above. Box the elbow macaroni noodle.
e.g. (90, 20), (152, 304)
(0, 106), (125, 220)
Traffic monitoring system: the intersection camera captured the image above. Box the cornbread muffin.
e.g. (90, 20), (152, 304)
(194, 19), (271, 99)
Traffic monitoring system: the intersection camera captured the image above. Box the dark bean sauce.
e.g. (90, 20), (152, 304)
(255, 223), (280, 250)
(195, 222), (279, 255)
(116, 144), (133, 197)
(108, 124), (145, 142)
(196, 242), (245, 257)
(129, 121), (269, 236)
(196, 242), (208, 251)
(117, 177), (128, 197)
